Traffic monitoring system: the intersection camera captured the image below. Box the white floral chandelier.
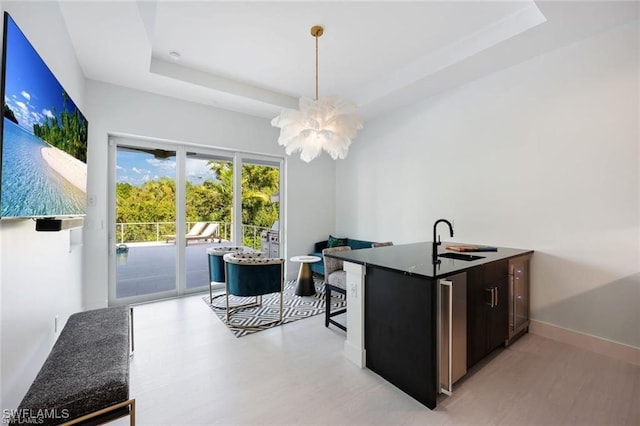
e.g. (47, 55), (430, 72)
(271, 25), (363, 163)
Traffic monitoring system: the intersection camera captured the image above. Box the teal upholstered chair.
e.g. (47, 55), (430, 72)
(207, 246), (245, 304)
(223, 252), (285, 327)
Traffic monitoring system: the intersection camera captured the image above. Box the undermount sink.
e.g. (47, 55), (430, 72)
(438, 252), (485, 261)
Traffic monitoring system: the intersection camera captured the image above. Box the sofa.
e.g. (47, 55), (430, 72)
(309, 236), (376, 276)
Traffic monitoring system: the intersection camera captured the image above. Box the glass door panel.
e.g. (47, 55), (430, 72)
(184, 152), (234, 291)
(240, 159), (280, 255)
(115, 145), (177, 300)
(110, 140), (284, 305)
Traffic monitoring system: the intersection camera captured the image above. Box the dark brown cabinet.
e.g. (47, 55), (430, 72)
(327, 242), (533, 410)
(467, 259), (509, 368)
(365, 266), (438, 409)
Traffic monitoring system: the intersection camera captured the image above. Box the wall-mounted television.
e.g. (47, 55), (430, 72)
(0, 12), (87, 219)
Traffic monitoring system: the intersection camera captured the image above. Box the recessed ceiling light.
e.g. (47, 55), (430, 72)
(169, 50), (181, 61)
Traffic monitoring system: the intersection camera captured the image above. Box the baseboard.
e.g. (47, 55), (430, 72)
(529, 319), (640, 366)
(344, 341), (366, 368)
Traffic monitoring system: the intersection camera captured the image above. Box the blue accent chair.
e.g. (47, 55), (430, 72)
(207, 246), (245, 304)
(223, 252), (285, 328)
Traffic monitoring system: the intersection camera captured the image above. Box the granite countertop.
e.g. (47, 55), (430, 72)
(325, 242), (533, 279)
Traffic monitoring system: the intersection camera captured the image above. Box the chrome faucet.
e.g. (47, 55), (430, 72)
(432, 218), (454, 264)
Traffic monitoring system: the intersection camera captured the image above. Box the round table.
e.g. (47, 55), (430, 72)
(290, 255), (322, 296)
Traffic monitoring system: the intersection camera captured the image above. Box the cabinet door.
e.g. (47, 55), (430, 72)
(509, 255), (531, 336)
(467, 260), (508, 368)
(486, 277), (508, 352)
(466, 266), (488, 368)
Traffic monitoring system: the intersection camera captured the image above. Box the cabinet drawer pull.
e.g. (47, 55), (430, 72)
(484, 287), (498, 308)
(484, 287), (494, 307)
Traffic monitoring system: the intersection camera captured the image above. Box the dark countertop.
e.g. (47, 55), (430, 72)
(325, 242), (533, 279)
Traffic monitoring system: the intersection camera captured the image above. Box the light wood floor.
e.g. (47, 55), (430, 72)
(118, 293), (640, 425)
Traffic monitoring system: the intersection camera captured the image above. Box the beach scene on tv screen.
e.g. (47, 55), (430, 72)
(1, 15), (87, 218)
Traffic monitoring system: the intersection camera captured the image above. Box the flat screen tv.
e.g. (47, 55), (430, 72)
(0, 12), (87, 219)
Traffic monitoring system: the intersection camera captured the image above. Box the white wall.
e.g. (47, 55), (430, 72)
(0, 1), (86, 410)
(0, 0), (338, 406)
(82, 80), (336, 309)
(336, 21), (639, 348)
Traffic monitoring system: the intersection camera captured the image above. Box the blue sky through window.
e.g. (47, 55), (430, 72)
(116, 150), (219, 186)
(3, 14), (85, 133)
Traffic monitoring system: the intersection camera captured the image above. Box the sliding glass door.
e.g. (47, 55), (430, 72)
(114, 143), (177, 300)
(240, 157), (281, 254)
(109, 138), (283, 306)
(184, 151), (234, 290)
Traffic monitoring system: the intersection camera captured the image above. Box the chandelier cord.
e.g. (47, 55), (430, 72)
(311, 25), (323, 101)
(314, 30), (319, 100)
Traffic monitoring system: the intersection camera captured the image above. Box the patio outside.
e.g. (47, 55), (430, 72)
(115, 222), (270, 298)
(115, 145), (280, 302)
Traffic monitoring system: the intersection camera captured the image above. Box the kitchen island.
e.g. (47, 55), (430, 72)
(326, 242), (533, 409)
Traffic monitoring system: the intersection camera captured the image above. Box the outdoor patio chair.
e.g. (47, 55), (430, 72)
(187, 222), (208, 236)
(222, 252), (285, 328)
(163, 221), (208, 243)
(185, 222), (219, 245)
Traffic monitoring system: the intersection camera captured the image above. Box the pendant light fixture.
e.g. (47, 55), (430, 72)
(271, 25), (363, 162)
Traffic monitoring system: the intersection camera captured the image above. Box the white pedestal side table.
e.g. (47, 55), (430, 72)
(290, 255), (321, 296)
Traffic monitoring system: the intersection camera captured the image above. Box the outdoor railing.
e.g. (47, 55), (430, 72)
(115, 221), (271, 250)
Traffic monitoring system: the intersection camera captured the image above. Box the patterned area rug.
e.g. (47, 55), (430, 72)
(203, 279), (345, 337)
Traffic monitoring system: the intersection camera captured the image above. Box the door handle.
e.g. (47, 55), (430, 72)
(510, 272), (515, 331)
(485, 287), (494, 307)
(439, 279), (453, 395)
(485, 286), (498, 308)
